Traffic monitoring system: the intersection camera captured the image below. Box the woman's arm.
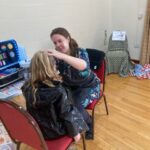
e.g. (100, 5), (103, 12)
(46, 49), (87, 71)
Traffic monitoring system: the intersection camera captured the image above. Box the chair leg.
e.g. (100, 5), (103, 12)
(103, 95), (109, 115)
(91, 108), (95, 140)
(81, 133), (86, 150)
(16, 142), (21, 150)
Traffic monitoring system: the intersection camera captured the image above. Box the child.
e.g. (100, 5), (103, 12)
(21, 50), (88, 142)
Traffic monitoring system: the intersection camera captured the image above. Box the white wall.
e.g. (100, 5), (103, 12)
(0, 0), (147, 59)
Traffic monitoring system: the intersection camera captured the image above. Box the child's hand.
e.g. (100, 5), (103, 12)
(74, 133), (81, 143)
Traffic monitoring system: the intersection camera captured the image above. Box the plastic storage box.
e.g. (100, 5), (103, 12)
(0, 39), (25, 89)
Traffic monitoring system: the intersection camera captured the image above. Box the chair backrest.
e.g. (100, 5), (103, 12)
(0, 100), (48, 150)
(86, 49), (106, 91)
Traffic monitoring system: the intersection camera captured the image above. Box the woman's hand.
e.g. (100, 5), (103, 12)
(46, 49), (64, 60)
(45, 49), (87, 71)
(74, 133), (81, 143)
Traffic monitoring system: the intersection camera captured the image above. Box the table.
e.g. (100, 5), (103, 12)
(0, 80), (25, 100)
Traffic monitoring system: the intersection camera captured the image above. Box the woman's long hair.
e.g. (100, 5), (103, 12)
(29, 51), (61, 105)
(50, 27), (79, 56)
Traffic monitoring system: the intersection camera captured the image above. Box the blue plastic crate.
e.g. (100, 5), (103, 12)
(0, 39), (27, 89)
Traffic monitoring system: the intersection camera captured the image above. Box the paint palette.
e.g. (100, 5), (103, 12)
(0, 40), (19, 70)
(0, 39), (25, 89)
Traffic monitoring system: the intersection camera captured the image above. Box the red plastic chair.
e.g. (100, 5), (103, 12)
(0, 100), (86, 150)
(86, 49), (109, 139)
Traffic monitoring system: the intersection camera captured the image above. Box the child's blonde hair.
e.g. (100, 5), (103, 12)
(29, 50), (61, 104)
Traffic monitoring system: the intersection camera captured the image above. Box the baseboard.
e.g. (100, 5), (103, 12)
(131, 59), (139, 64)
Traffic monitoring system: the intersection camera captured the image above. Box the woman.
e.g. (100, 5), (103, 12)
(47, 27), (100, 139)
(21, 51), (88, 142)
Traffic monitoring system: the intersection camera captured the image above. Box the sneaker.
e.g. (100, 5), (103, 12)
(85, 131), (93, 140)
(85, 123), (93, 140)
